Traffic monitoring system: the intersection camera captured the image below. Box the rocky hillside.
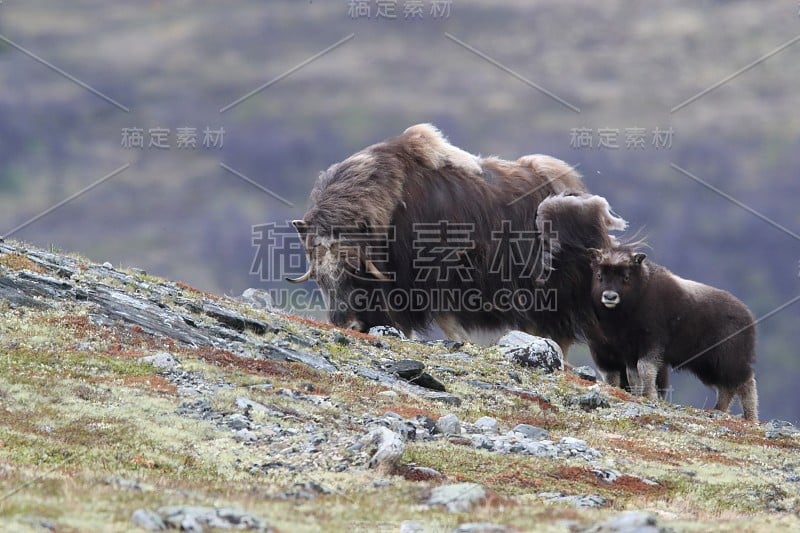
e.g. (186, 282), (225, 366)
(0, 240), (798, 532)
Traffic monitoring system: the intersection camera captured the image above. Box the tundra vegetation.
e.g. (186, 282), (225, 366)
(0, 240), (798, 531)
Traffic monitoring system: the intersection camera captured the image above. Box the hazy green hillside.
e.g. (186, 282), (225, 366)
(0, 0), (798, 422)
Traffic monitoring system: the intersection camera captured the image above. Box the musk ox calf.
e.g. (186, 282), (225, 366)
(587, 245), (758, 421)
(287, 123), (626, 354)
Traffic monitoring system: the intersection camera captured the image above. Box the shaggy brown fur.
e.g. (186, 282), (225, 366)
(587, 245), (758, 421)
(291, 124), (625, 355)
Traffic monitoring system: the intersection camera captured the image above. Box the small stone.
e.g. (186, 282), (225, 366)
(332, 332), (350, 346)
(138, 352), (179, 370)
(385, 359), (425, 380)
(467, 379), (494, 390)
(426, 483), (486, 513)
(453, 524), (509, 533)
(573, 391), (610, 411)
(474, 416), (499, 433)
(102, 261), (114, 269)
(377, 390), (399, 399)
(497, 331), (563, 373)
(239, 288), (273, 310)
(435, 414), (461, 435)
(226, 414), (251, 431)
(765, 420), (800, 439)
(410, 372), (447, 392)
(368, 325), (407, 339)
(583, 510), (664, 532)
(367, 427), (405, 470)
(512, 424), (549, 441)
(131, 509), (165, 531)
(400, 520), (425, 533)
(236, 397), (270, 413)
(234, 429), (257, 442)
(572, 366), (598, 382)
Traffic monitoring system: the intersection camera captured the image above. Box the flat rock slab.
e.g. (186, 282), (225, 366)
(426, 483), (486, 513)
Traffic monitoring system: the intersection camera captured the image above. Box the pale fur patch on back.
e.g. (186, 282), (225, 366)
(516, 154), (584, 193)
(403, 123), (482, 174)
(671, 274), (713, 300)
(538, 193), (628, 232)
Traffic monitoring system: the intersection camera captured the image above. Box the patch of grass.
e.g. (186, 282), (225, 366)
(0, 252), (45, 273)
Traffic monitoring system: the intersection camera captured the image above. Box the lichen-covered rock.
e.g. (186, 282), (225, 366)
(426, 483), (486, 512)
(497, 331), (563, 372)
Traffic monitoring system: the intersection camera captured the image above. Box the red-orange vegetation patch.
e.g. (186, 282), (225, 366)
(632, 414), (669, 427)
(43, 314), (102, 337)
(380, 404), (441, 420)
(286, 315), (379, 342)
(131, 454), (158, 469)
(605, 386), (638, 402)
(549, 466), (664, 496)
(396, 464), (447, 482)
(190, 346), (324, 383)
(0, 252), (46, 273)
(563, 373), (596, 387)
(485, 463), (543, 490)
(176, 281), (220, 301)
(90, 375), (177, 396)
(505, 389), (558, 413)
(604, 435), (683, 465)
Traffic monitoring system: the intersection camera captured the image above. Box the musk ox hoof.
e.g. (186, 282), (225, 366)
(497, 331), (564, 373)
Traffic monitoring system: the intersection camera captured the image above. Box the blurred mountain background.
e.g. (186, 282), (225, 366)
(0, 0), (798, 422)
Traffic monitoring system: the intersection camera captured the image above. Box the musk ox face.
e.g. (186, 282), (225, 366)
(286, 220), (393, 332)
(589, 248), (647, 311)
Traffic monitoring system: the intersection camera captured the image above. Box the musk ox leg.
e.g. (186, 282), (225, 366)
(625, 366), (642, 396)
(737, 377), (759, 422)
(656, 367), (671, 400)
(636, 358), (661, 400)
(600, 370), (622, 388)
(435, 314), (471, 343)
(713, 386), (736, 414)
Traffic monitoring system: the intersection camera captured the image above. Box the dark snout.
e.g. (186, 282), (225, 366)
(601, 290), (620, 309)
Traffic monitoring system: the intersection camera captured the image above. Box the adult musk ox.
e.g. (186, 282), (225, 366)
(287, 124), (626, 355)
(587, 245), (758, 421)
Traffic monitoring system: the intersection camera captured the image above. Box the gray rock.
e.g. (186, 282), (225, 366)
(239, 288), (273, 310)
(581, 510), (666, 532)
(453, 524), (509, 533)
(226, 414), (252, 431)
(400, 521), (426, 533)
(131, 509), (165, 531)
(573, 366), (598, 382)
(138, 352), (180, 370)
(765, 420), (800, 439)
(497, 331), (563, 373)
(236, 397), (270, 413)
(541, 492), (607, 508)
(512, 423), (549, 441)
(572, 391), (610, 411)
(368, 325), (407, 339)
(474, 416), (499, 433)
(203, 302), (271, 334)
(157, 506), (268, 531)
(332, 332), (350, 345)
(590, 468), (623, 483)
(385, 359), (425, 380)
(367, 427), (405, 470)
(435, 414), (461, 435)
(234, 429), (258, 442)
(426, 483), (486, 513)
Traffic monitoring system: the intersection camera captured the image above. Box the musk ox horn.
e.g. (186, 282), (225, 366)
(363, 257), (389, 281)
(291, 219), (309, 234)
(285, 269), (312, 283)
